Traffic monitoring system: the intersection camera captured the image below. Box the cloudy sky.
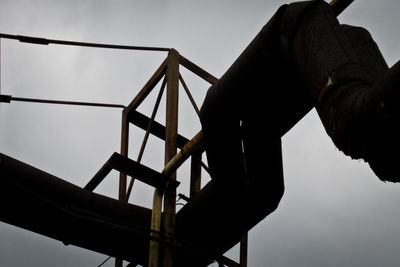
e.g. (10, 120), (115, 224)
(1, 0), (400, 266)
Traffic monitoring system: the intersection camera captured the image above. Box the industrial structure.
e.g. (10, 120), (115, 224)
(4, 0), (390, 266)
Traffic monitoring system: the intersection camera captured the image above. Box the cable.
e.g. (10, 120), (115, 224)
(0, 33), (170, 52)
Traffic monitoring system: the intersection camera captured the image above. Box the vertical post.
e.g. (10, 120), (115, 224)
(0, 38), (2, 96)
(190, 153), (202, 198)
(240, 232), (248, 267)
(116, 109), (129, 267)
(149, 189), (163, 267)
(149, 49), (180, 267)
(162, 48), (180, 267)
(119, 109), (129, 200)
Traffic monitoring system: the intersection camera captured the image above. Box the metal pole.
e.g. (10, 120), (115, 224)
(0, 38), (2, 96)
(148, 130), (204, 266)
(148, 49), (180, 267)
(116, 110), (129, 267)
(0, 95), (125, 108)
(162, 131), (205, 176)
(162, 48), (180, 267)
(149, 190), (163, 267)
(0, 33), (170, 52)
(240, 232), (248, 267)
(190, 152), (202, 198)
(119, 110), (129, 200)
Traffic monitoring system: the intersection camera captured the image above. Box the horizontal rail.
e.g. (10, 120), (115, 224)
(0, 94), (125, 108)
(0, 33), (170, 52)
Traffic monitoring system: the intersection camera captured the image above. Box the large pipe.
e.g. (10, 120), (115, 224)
(0, 149), (282, 267)
(0, 153), (152, 265)
(159, 0), (357, 181)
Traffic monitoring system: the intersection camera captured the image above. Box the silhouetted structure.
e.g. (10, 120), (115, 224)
(3, 0), (399, 266)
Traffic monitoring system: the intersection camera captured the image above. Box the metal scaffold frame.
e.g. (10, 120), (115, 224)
(80, 49), (247, 266)
(111, 49), (249, 267)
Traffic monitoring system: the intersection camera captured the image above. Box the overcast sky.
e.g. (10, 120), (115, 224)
(1, 0), (400, 266)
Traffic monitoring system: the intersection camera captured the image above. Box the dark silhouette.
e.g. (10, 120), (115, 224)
(1, 1), (399, 266)
(201, 0), (397, 214)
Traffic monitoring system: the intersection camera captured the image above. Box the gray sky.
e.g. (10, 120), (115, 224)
(1, 0), (400, 266)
